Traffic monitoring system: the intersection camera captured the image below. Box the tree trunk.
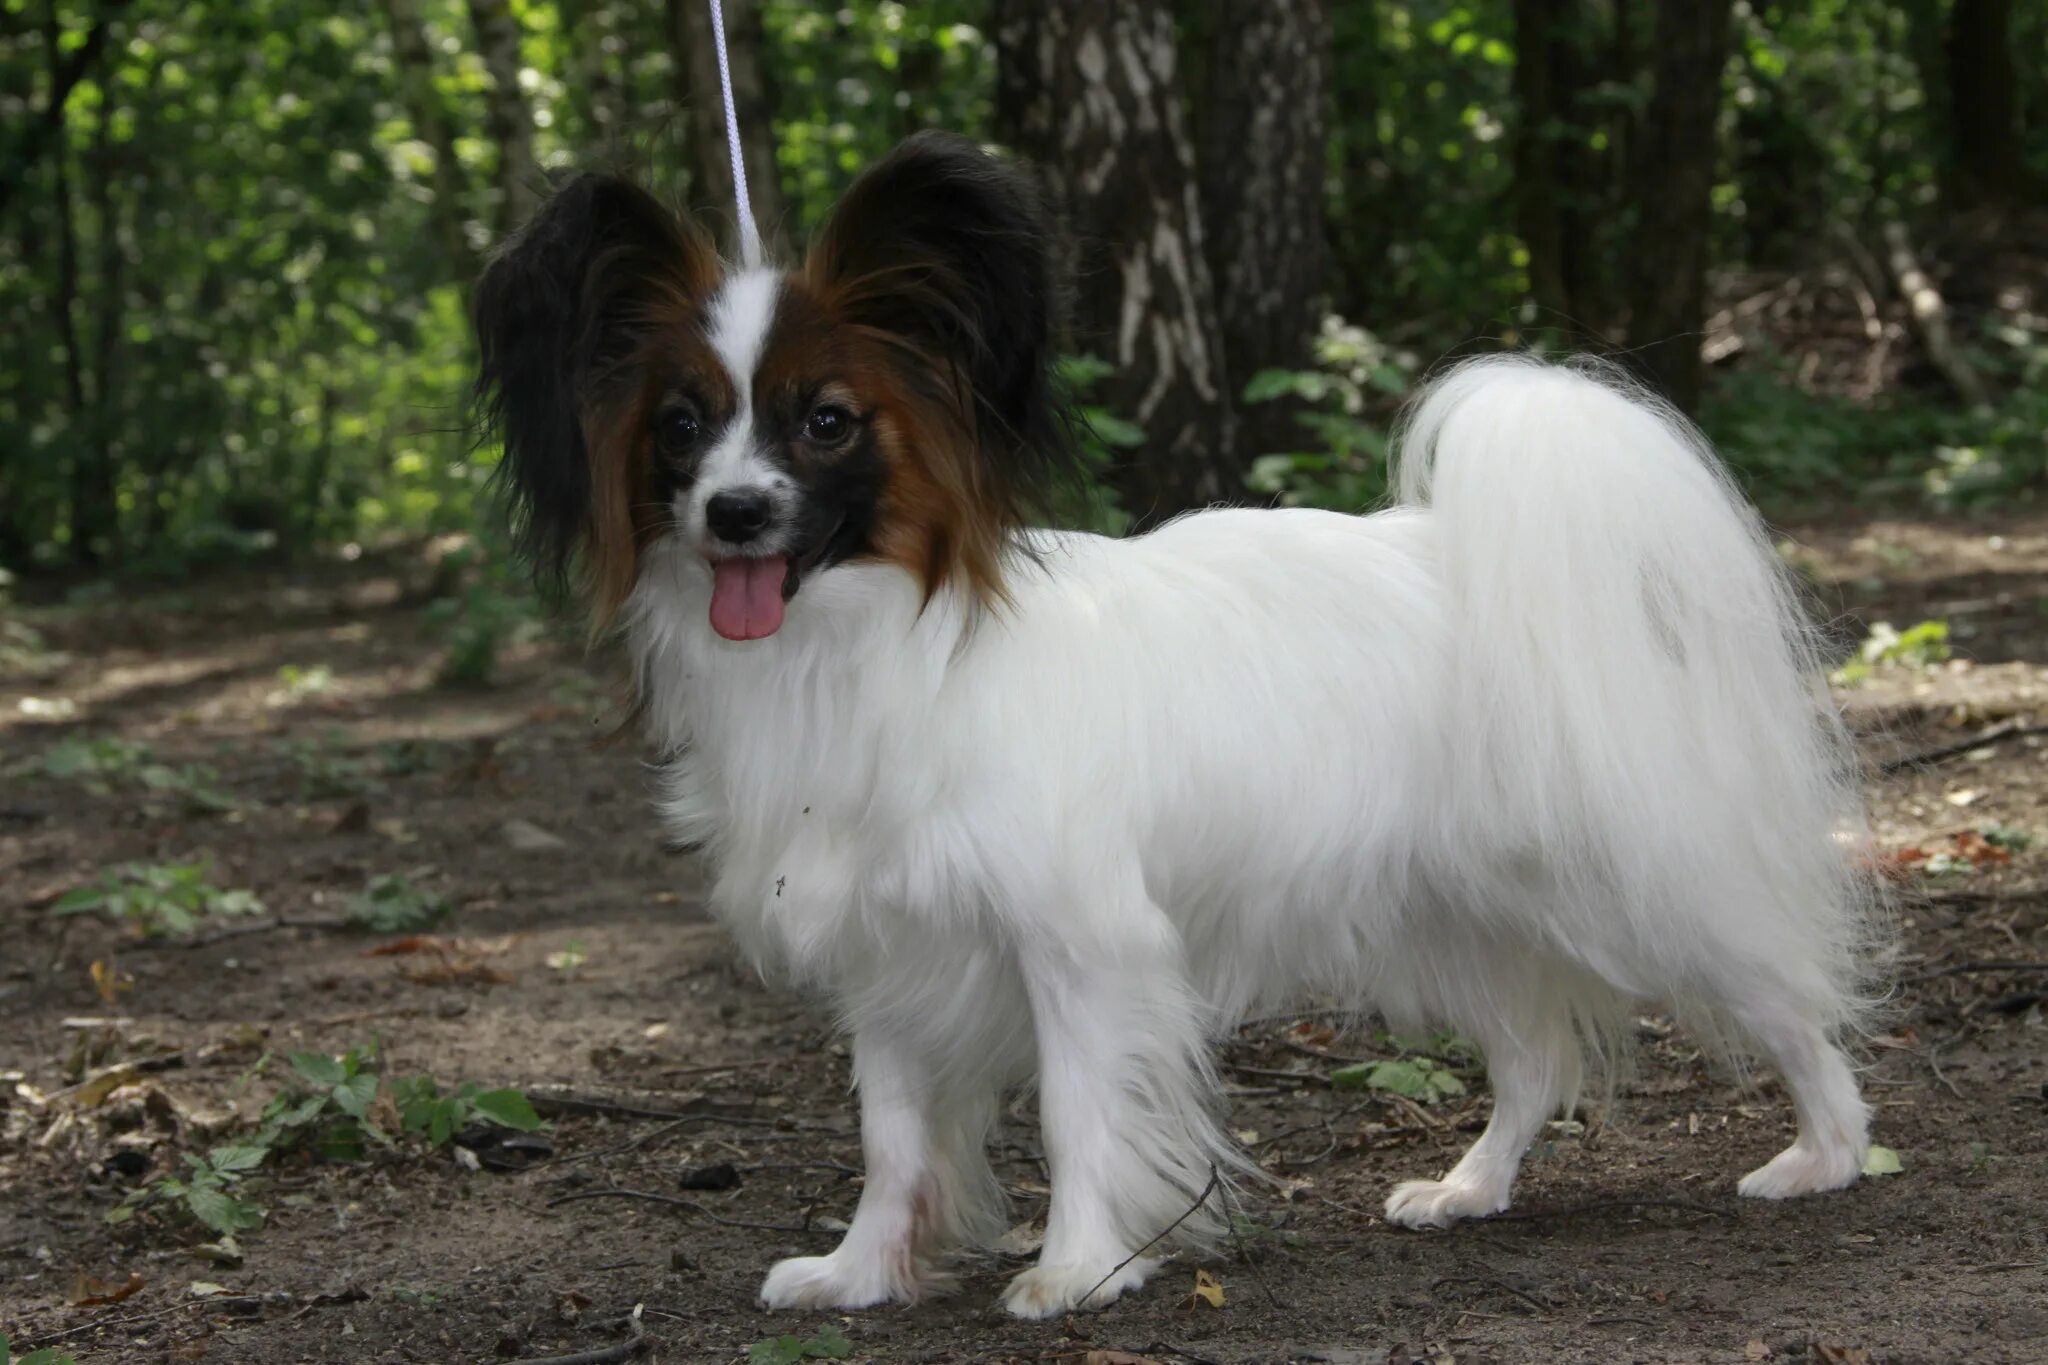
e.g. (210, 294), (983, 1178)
(560, 0), (626, 149)
(993, 0), (1243, 524)
(1514, 0), (1571, 328)
(1324, 2), (1385, 322)
(1622, 0), (1733, 418)
(667, 0), (784, 252)
(1946, 0), (2030, 209)
(1195, 0), (1330, 465)
(466, 0), (541, 235)
(45, 4), (106, 565)
(385, 0), (476, 279)
(0, 0), (130, 220)
(85, 87), (125, 562)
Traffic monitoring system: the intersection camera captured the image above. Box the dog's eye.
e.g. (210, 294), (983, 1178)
(655, 408), (701, 453)
(803, 405), (854, 445)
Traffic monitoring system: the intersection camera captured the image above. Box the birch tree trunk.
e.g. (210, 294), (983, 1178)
(1196, 0), (1330, 466)
(466, 0), (541, 235)
(993, 0), (1244, 524)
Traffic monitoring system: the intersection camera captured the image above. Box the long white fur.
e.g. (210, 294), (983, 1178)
(630, 344), (1879, 1318)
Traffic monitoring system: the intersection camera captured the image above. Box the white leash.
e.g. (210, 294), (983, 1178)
(707, 0), (762, 268)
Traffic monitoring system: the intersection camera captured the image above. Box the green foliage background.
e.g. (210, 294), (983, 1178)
(1, 0), (2043, 580)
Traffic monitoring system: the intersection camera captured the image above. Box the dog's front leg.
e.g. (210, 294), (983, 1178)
(1004, 924), (1225, 1319)
(760, 1026), (957, 1309)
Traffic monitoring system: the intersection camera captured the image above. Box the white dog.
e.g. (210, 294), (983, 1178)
(473, 132), (1880, 1319)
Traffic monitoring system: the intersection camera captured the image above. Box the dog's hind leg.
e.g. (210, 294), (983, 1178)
(1730, 993), (1868, 1199)
(1383, 987), (1580, 1230)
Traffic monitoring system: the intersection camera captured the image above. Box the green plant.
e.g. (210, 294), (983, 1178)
(40, 735), (153, 787)
(1242, 317), (1414, 512)
(53, 860), (264, 937)
(1, 1331), (81, 1365)
(1052, 355), (1134, 536)
(1980, 825), (2033, 853)
(344, 873), (449, 933)
(284, 737), (375, 799)
(1330, 1055), (1469, 1104)
(35, 736), (236, 813)
(389, 1076), (545, 1146)
(110, 1042), (544, 1236)
(747, 1325), (853, 1364)
(426, 541), (546, 687)
(267, 664), (336, 707)
(1829, 619), (1951, 687)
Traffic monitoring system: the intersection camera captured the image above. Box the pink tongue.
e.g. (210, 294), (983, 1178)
(709, 556), (790, 641)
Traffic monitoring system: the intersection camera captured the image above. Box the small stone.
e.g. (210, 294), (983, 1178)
(500, 818), (566, 851)
(676, 1161), (741, 1191)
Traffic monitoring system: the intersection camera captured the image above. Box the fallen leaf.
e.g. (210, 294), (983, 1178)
(1745, 1340), (1772, 1361)
(189, 1281), (229, 1297)
(501, 818), (566, 851)
(992, 1220), (1043, 1256)
(1082, 1354), (1168, 1365)
(1287, 1020), (1338, 1047)
(1182, 1267), (1226, 1309)
(189, 1237), (243, 1267)
(90, 959), (134, 1005)
(1943, 788), (1981, 807)
(1814, 1345), (1873, 1365)
(69, 1270), (145, 1306)
(73, 1063), (143, 1107)
(364, 935), (440, 957)
(1862, 1144), (1903, 1176)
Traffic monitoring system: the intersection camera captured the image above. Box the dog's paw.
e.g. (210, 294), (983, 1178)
(1383, 1177), (1509, 1230)
(1001, 1256), (1156, 1319)
(760, 1252), (918, 1310)
(1737, 1142), (1863, 1200)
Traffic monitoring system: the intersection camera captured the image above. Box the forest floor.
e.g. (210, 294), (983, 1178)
(2, 512), (2044, 1365)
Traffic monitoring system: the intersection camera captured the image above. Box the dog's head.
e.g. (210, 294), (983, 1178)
(472, 132), (1077, 641)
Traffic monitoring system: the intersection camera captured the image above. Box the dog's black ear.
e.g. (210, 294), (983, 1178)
(805, 132), (1081, 517)
(472, 174), (717, 588)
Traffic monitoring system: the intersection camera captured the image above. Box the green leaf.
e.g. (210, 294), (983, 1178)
(747, 1325), (853, 1364)
(185, 1184), (265, 1235)
(207, 1143), (270, 1173)
(428, 1099), (459, 1147)
(1084, 412), (1145, 449)
(1329, 1057), (1465, 1103)
(330, 1072), (379, 1120)
(469, 1088), (543, 1132)
(51, 886), (111, 915)
(289, 1051), (346, 1088)
(1862, 1144), (1903, 1176)
(317, 1124), (368, 1163)
(344, 874), (448, 933)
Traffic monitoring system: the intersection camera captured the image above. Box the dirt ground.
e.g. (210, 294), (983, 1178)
(2, 514), (2044, 1365)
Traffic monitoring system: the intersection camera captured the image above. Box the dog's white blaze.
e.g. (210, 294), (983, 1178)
(691, 268), (791, 526)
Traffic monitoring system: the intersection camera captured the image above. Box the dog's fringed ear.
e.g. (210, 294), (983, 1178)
(805, 131), (1083, 521)
(472, 174), (716, 590)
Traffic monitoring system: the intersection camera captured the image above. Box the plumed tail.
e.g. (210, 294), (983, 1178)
(1392, 356), (1884, 1051)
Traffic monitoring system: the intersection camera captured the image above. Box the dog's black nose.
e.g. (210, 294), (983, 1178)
(706, 489), (774, 543)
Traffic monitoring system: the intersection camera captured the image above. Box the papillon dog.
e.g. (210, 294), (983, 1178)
(473, 132), (1880, 1319)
